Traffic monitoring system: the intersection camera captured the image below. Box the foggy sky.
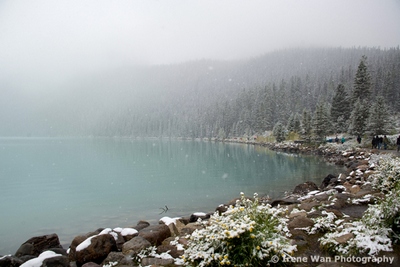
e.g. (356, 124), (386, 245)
(1, 0), (400, 90)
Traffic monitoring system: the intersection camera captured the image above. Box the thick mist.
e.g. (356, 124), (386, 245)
(0, 0), (399, 136)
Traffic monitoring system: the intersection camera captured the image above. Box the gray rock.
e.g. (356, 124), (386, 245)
(189, 213), (211, 223)
(133, 221), (150, 231)
(293, 181), (319, 195)
(82, 263), (101, 267)
(73, 234), (117, 266)
(0, 255), (23, 267)
(122, 236), (151, 256)
(42, 255), (69, 267)
(138, 224), (171, 246)
(157, 244), (183, 259)
(179, 223), (203, 236)
(320, 174), (337, 189)
(271, 198), (300, 207)
(102, 252), (135, 266)
(15, 233), (62, 257)
(141, 257), (174, 266)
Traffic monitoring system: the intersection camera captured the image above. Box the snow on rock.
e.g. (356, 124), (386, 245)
(159, 216), (181, 226)
(20, 251), (61, 267)
(121, 228), (138, 236)
(76, 236), (95, 252)
(113, 227), (123, 232)
(307, 190), (320, 195)
(76, 228), (116, 252)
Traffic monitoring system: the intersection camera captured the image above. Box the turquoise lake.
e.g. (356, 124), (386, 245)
(0, 137), (344, 255)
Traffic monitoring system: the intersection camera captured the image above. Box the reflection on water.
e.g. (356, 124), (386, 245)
(0, 137), (344, 254)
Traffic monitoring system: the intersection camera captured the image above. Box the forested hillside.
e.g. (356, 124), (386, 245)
(2, 47), (399, 138)
(96, 47), (400, 140)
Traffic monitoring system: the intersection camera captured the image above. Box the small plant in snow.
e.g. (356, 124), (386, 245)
(305, 211), (337, 234)
(182, 192), (296, 267)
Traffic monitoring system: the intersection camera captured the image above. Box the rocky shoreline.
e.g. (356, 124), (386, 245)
(1, 142), (399, 267)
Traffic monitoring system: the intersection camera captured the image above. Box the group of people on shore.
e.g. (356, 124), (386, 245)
(371, 135), (400, 152)
(372, 135), (390, 150)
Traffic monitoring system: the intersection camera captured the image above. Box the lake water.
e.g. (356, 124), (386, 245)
(0, 137), (343, 255)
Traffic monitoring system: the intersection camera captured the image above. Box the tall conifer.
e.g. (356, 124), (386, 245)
(331, 84), (351, 133)
(352, 55), (372, 103)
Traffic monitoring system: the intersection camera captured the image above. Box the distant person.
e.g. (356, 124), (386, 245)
(335, 136), (339, 143)
(357, 135), (361, 144)
(372, 136), (377, 149)
(341, 136), (345, 144)
(383, 135), (389, 150)
(378, 136), (383, 149)
(397, 135), (400, 152)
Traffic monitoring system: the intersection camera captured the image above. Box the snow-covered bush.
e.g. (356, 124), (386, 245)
(182, 193), (296, 267)
(319, 157), (400, 255)
(305, 210), (338, 235)
(369, 157), (400, 193)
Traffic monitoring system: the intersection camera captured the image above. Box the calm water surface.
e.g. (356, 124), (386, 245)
(0, 137), (344, 255)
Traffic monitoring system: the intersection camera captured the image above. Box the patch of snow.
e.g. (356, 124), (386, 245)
(160, 216), (181, 226)
(155, 251), (173, 259)
(335, 185), (346, 190)
(121, 228), (138, 236)
(175, 243), (184, 251)
(308, 190), (320, 195)
(76, 236), (95, 252)
(193, 212), (206, 216)
(99, 228), (112, 235)
(20, 251), (61, 267)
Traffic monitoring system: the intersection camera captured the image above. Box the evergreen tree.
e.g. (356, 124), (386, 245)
(312, 102), (331, 141)
(352, 55), (372, 103)
(331, 84), (351, 133)
(293, 113), (302, 133)
(367, 96), (392, 135)
(287, 113), (296, 132)
(301, 109), (312, 142)
(273, 122), (286, 143)
(348, 99), (369, 136)
(287, 113), (301, 133)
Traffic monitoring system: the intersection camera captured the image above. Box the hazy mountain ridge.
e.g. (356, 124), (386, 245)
(0, 46), (399, 137)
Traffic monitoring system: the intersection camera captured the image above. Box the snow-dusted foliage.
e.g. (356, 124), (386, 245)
(319, 157), (400, 256)
(369, 157), (400, 192)
(182, 193), (296, 267)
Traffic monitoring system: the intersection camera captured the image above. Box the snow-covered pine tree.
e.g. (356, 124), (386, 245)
(348, 99), (369, 136)
(367, 96), (392, 135)
(272, 121), (286, 143)
(352, 55), (372, 104)
(312, 102), (331, 141)
(331, 84), (351, 133)
(301, 109), (312, 142)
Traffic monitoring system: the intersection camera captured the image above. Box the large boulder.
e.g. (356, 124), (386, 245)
(0, 255), (23, 267)
(293, 181), (319, 195)
(72, 233), (117, 266)
(102, 252), (135, 266)
(19, 251), (66, 267)
(138, 225), (171, 246)
(42, 254), (69, 267)
(319, 174), (337, 189)
(15, 233), (63, 258)
(122, 236), (151, 256)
